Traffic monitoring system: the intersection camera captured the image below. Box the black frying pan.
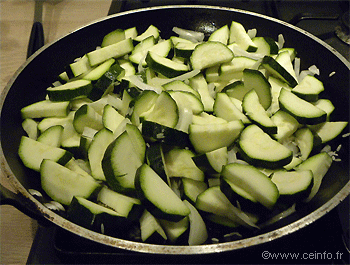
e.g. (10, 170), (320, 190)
(1, 6), (349, 255)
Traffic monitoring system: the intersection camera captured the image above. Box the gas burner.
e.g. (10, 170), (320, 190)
(335, 12), (350, 45)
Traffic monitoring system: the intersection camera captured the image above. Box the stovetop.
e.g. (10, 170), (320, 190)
(27, 1), (350, 264)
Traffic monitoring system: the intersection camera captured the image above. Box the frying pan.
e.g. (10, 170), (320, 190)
(1, 5), (349, 255)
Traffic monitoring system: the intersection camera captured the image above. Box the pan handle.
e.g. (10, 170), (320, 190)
(0, 183), (51, 226)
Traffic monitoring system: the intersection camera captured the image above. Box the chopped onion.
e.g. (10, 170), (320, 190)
(294, 57), (301, 81)
(260, 204), (296, 228)
(277, 34), (285, 50)
(329, 71), (336, 77)
(28, 189), (43, 198)
(44, 201), (65, 212)
(184, 200), (208, 246)
(247, 28), (257, 39)
(229, 44), (264, 60)
(172, 27), (204, 42)
(127, 75), (162, 94)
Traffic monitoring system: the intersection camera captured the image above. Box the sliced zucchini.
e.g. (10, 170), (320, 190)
(252, 36), (278, 55)
(73, 104), (103, 134)
(97, 186), (143, 221)
(135, 163), (190, 222)
(220, 176), (265, 213)
(102, 131), (143, 194)
(102, 104), (125, 133)
(47, 80), (93, 102)
(87, 38), (133, 67)
(213, 93), (250, 124)
(309, 121), (348, 144)
(67, 55), (91, 78)
(221, 163), (279, 210)
(189, 120), (244, 153)
(18, 136), (72, 172)
(243, 69), (272, 110)
(208, 24), (230, 44)
(142, 91), (179, 128)
(139, 210), (167, 244)
(192, 146), (228, 175)
(220, 57), (257, 78)
(278, 88), (327, 125)
(22, 119), (38, 140)
(141, 120), (190, 148)
(242, 89), (277, 134)
(188, 73), (214, 112)
(261, 55), (298, 88)
(195, 186), (258, 228)
(21, 100), (70, 119)
(162, 80), (200, 98)
(146, 51), (189, 78)
(40, 159), (100, 205)
(88, 128), (115, 181)
(101, 28), (125, 47)
(134, 25), (160, 42)
(168, 90), (204, 115)
(190, 41), (234, 70)
(67, 196), (129, 237)
(229, 21), (257, 52)
(296, 152), (333, 202)
(271, 170), (313, 203)
(37, 125), (64, 147)
(87, 62), (125, 101)
(145, 143), (170, 186)
(164, 148), (205, 182)
(159, 216), (189, 244)
(181, 178), (208, 205)
(238, 124), (293, 169)
(270, 110), (299, 143)
(291, 75), (324, 102)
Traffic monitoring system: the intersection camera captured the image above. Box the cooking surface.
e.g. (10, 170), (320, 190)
(1, 1), (349, 264)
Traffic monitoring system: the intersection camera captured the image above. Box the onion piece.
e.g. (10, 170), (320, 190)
(228, 44), (264, 60)
(127, 75), (163, 94)
(175, 107), (193, 133)
(184, 200), (208, 246)
(82, 126), (98, 139)
(247, 28), (257, 39)
(277, 34), (285, 50)
(260, 203), (296, 228)
(148, 69), (201, 87)
(172, 27), (204, 42)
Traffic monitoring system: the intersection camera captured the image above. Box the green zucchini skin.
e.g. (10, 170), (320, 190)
(135, 163), (190, 222)
(141, 120), (191, 148)
(67, 196), (130, 237)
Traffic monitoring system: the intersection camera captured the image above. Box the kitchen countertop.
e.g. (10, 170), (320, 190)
(0, 1), (113, 263)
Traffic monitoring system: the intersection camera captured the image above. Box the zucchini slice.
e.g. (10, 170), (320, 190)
(135, 163), (190, 222)
(190, 41), (234, 70)
(238, 124), (293, 169)
(164, 148), (205, 182)
(271, 170), (313, 203)
(47, 80), (93, 102)
(242, 89), (277, 134)
(261, 55), (298, 88)
(21, 100), (70, 119)
(40, 160), (100, 205)
(221, 163), (279, 210)
(97, 186), (143, 221)
(67, 196), (129, 237)
(189, 120), (244, 153)
(278, 88), (327, 125)
(18, 136), (72, 172)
